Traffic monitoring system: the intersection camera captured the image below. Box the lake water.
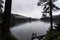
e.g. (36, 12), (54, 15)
(10, 20), (50, 40)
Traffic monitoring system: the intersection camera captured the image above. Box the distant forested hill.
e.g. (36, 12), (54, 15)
(0, 13), (38, 26)
(40, 14), (60, 23)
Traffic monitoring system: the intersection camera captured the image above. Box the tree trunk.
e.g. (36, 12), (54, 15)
(1, 0), (12, 40)
(49, 0), (53, 40)
(49, 0), (53, 30)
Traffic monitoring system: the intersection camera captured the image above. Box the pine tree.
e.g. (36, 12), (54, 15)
(37, 0), (60, 30)
(37, 0), (60, 40)
(1, 0), (12, 40)
(0, 0), (4, 13)
(0, 0), (4, 20)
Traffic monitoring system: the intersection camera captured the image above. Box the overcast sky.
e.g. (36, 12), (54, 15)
(3, 0), (60, 18)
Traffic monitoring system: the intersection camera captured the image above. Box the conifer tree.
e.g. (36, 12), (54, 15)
(1, 0), (12, 40)
(0, 0), (4, 19)
(37, 0), (60, 30)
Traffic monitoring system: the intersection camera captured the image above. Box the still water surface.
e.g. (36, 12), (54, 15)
(10, 20), (50, 40)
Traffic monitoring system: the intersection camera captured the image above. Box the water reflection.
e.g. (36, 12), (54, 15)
(10, 20), (50, 40)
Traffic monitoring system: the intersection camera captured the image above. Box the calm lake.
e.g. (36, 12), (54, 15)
(10, 20), (51, 40)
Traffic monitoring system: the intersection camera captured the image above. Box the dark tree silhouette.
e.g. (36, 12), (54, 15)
(37, 0), (60, 30)
(0, 0), (4, 40)
(0, 0), (4, 13)
(1, 0), (12, 40)
(0, 0), (4, 18)
(37, 0), (60, 40)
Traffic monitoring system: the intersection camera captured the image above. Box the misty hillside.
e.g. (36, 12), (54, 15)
(52, 15), (60, 20)
(12, 14), (28, 19)
(40, 14), (60, 22)
(0, 14), (28, 26)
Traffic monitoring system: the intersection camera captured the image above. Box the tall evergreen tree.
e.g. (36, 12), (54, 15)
(0, 0), (4, 40)
(0, 0), (4, 19)
(1, 0), (12, 40)
(0, 0), (4, 13)
(37, 0), (60, 40)
(37, 0), (60, 30)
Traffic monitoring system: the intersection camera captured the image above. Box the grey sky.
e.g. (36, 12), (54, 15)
(11, 0), (42, 18)
(3, 0), (60, 18)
